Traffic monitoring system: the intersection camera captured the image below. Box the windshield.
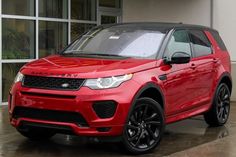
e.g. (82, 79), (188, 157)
(63, 26), (166, 59)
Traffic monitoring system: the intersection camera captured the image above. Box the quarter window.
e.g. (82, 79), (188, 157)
(210, 31), (227, 51)
(189, 30), (212, 57)
(164, 30), (191, 59)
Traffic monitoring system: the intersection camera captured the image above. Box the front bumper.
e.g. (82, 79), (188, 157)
(9, 80), (140, 136)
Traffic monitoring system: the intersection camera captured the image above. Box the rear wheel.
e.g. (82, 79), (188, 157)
(204, 83), (231, 126)
(122, 98), (165, 154)
(17, 127), (56, 140)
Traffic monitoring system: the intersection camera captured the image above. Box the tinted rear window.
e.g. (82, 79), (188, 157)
(211, 31), (227, 51)
(189, 30), (212, 57)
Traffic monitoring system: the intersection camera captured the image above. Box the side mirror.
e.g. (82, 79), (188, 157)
(166, 52), (191, 64)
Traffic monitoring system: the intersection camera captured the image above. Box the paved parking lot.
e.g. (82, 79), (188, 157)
(1, 103), (236, 157)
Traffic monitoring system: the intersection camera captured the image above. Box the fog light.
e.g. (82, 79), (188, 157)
(92, 101), (117, 119)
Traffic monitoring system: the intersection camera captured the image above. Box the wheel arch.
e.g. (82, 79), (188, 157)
(217, 72), (232, 94)
(132, 83), (165, 110)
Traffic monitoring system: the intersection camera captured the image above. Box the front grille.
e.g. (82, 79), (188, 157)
(92, 101), (117, 119)
(18, 121), (75, 135)
(13, 107), (89, 127)
(22, 75), (85, 90)
(21, 91), (76, 99)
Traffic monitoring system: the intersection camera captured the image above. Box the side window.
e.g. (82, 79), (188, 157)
(210, 31), (227, 51)
(189, 30), (212, 57)
(164, 30), (191, 59)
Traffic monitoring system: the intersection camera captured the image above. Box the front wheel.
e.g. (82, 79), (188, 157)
(122, 98), (165, 154)
(204, 83), (231, 127)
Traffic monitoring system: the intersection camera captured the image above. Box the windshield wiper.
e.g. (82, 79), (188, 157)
(62, 50), (85, 54)
(62, 51), (128, 58)
(83, 53), (126, 57)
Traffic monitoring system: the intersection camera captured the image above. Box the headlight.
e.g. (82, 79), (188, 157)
(14, 72), (24, 83)
(84, 74), (133, 89)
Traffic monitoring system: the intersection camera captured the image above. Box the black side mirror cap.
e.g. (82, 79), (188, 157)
(165, 52), (191, 64)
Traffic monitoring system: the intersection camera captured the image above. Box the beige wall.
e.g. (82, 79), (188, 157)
(213, 0), (236, 62)
(122, 0), (236, 101)
(213, 0), (236, 101)
(123, 0), (211, 26)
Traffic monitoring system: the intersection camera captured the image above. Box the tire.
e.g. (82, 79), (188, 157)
(17, 127), (56, 140)
(204, 83), (231, 127)
(122, 98), (165, 154)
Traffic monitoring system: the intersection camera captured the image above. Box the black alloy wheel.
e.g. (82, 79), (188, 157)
(204, 83), (231, 126)
(216, 84), (230, 124)
(122, 98), (165, 154)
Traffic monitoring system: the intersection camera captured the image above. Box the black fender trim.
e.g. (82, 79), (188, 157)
(217, 72), (232, 93)
(132, 83), (165, 107)
(125, 83), (165, 125)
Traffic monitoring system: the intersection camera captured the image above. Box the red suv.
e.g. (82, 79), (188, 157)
(9, 23), (232, 154)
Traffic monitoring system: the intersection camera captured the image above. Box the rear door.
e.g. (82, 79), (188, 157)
(185, 29), (215, 108)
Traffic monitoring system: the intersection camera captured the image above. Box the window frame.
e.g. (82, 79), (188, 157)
(210, 30), (227, 51)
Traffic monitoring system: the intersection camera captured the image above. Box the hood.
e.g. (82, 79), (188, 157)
(21, 55), (160, 78)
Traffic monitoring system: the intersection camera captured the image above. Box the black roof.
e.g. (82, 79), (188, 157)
(97, 22), (217, 33)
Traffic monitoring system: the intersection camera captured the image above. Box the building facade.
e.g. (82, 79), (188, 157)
(0, 0), (235, 104)
(0, 0), (122, 104)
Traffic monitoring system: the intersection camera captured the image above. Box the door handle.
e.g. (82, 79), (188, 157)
(213, 58), (220, 63)
(190, 63), (196, 69)
(159, 74), (167, 81)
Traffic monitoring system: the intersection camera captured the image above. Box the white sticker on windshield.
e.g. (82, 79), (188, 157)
(109, 36), (120, 39)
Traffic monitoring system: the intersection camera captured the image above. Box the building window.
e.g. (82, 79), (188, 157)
(39, 21), (68, 58)
(71, 23), (96, 41)
(2, 63), (25, 102)
(2, 19), (35, 59)
(0, 0), (122, 103)
(39, 0), (68, 19)
(101, 15), (117, 24)
(71, 0), (97, 21)
(99, 0), (120, 8)
(2, 0), (35, 16)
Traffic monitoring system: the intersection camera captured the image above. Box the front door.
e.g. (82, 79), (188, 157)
(162, 29), (196, 116)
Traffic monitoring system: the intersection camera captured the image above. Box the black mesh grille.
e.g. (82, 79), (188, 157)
(22, 75), (85, 90)
(13, 107), (88, 127)
(92, 101), (117, 119)
(19, 121), (75, 135)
